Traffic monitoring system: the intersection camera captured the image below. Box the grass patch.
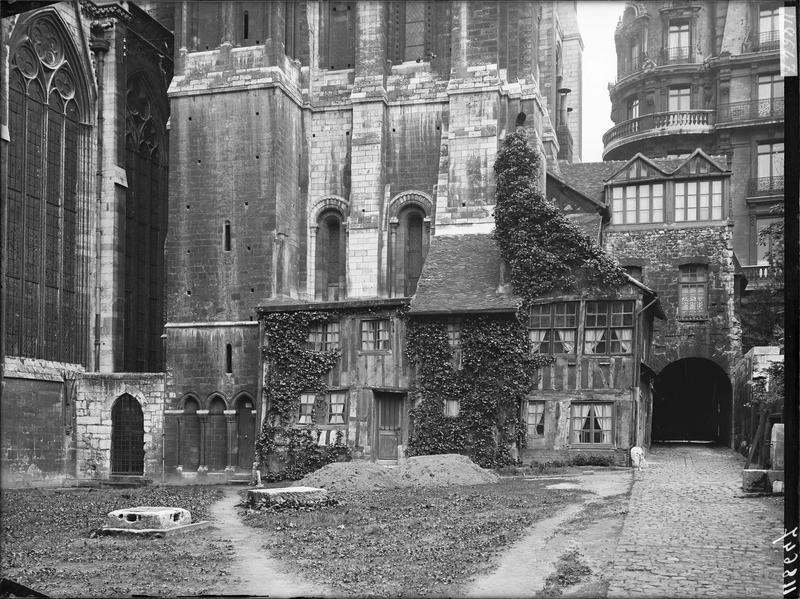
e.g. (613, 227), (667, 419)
(1, 485), (228, 597)
(241, 478), (587, 597)
(539, 549), (593, 596)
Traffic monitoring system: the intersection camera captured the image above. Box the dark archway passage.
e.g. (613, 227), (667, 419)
(111, 394), (144, 475)
(652, 358), (732, 444)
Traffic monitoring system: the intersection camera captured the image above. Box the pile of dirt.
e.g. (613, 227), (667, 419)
(292, 462), (403, 492)
(292, 454), (498, 492)
(398, 454), (500, 487)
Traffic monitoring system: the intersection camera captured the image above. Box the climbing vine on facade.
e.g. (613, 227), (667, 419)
(255, 311), (348, 480)
(493, 131), (627, 306)
(405, 316), (553, 468)
(407, 130), (626, 468)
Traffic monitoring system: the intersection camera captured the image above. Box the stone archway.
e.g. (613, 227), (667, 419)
(652, 358), (732, 444)
(111, 394), (144, 475)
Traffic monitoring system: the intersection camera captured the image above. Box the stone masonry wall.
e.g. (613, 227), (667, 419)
(605, 223), (741, 374)
(75, 373), (165, 480)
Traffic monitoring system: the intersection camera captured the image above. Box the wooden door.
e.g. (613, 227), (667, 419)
(237, 400), (256, 469)
(376, 394), (404, 460)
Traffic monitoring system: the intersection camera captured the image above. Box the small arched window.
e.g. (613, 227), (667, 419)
(315, 209), (346, 300)
(395, 205), (428, 297)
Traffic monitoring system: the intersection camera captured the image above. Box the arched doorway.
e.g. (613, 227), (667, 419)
(207, 396), (228, 471)
(235, 395), (256, 469)
(652, 358), (732, 444)
(111, 394), (144, 475)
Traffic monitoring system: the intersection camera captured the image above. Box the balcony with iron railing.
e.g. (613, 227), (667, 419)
(659, 46), (696, 65)
(748, 176), (784, 196)
(754, 30), (780, 52)
(718, 97), (784, 123)
(603, 109), (715, 155)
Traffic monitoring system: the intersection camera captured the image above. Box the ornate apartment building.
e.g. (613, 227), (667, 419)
(603, 0), (784, 274)
(554, 0), (785, 449)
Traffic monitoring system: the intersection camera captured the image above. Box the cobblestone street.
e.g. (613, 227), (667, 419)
(607, 444), (784, 598)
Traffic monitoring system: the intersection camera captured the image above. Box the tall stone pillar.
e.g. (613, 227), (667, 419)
(197, 410), (208, 475)
(224, 410), (238, 474)
(347, 3), (389, 297)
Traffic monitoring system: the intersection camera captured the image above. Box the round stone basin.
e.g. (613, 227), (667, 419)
(106, 506), (191, 530)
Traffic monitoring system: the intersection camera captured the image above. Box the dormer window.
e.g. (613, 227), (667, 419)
(611, 183), (664, 224)
(675, 180), (723, 221)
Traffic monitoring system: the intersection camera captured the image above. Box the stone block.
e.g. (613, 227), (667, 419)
(742, 469), (769, 492)
(247, 486), (328, 509)
(106, 506), (191, 530)
(770, 424), (784, 469)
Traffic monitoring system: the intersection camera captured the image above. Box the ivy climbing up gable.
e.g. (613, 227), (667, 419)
(493, 131), (627, 304)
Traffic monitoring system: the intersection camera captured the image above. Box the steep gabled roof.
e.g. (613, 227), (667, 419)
(408, 234), (518, 315)
(558, 161), (625, 203)
(559, 152), (731, 205)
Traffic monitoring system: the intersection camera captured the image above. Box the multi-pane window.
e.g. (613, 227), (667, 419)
(629, 37), (640, 66)
(626, 97), (639, 120)
(447, 319), (462, 369)
(757, 142), (784, 181)
(674, 180), (724, 221)
(360, 319), (391, 351)
(327, 392), (347, 424)
(570, 403), (613, 444)
(611, 184), (664, 224)
(528, 303), (578, 354)
(584, 301), (634, 355)
(306, 321), (340, 351)
(7, 21), (87, 364)
(668, 87), (691, 111)
(759, 7), (780, 49)
(678, 265), (707, 319)
(527, 401), (545, 439)
(298, 393), (315, 424)
(758, 74), (784, 102)
(667, 21), (690, 60)
(444, 399), (460, 418)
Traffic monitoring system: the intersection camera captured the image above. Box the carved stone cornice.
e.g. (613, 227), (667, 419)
(79, 0), (131, 24)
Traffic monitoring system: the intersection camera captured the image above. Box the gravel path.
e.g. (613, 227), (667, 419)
(466, 470), (632, 597)
(207, 487), (331, 598)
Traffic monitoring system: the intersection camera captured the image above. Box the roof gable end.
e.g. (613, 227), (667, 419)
(605, 153), (670, 183)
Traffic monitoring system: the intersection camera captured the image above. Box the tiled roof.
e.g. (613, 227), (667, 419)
(409, 234), (519, 314)
(565, 213), (603, 244)
(558, 161), (625, 203)
(559, 153), (730, 204)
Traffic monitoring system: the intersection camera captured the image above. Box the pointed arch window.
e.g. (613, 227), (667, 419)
(6, 17), (88, 364)
(315, 209), (346, 300)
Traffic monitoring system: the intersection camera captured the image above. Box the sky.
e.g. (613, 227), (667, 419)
(576, 1), (627, 163)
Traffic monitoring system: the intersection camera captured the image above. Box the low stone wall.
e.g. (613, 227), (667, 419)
(75, 374), (166, 480)
(1, 357), (83, 487)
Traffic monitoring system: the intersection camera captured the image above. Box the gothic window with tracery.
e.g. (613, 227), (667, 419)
(6, 16), (87, 364)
